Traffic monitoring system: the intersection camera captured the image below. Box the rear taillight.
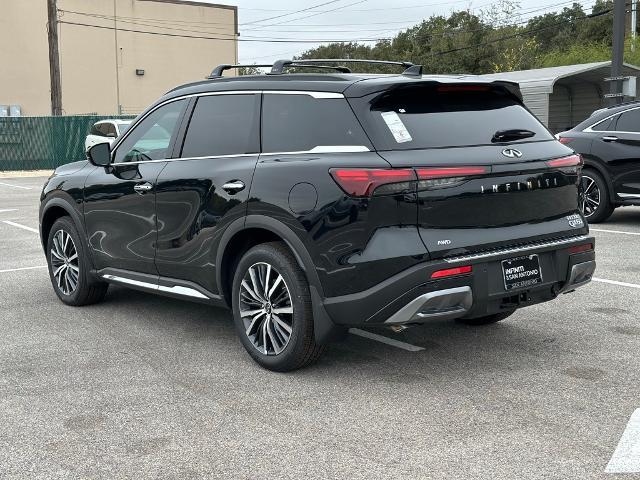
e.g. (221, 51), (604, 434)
(416, 166), (490, 189)
(567, 243), (593, 254)
(546, 154), (582, 168)
(431, 265), (473, 279)
(329, 168), (415, 197)
(558, 137), (574, 145)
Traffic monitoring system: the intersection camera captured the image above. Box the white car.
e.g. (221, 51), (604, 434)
(85, 120), (132, 152)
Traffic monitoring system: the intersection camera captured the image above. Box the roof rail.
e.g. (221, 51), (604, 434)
(207, 64), (272, 79)
(207, 58), (423, 80)
(271, 58), (421, 76)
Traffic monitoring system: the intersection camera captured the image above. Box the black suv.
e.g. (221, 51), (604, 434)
(39, 59), (596, 371)
(558, 101), (640, 222)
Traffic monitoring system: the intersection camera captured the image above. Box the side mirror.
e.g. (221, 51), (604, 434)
(87, 142), (112, 167)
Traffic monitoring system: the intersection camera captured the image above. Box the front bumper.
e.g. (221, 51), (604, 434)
(323, 235), (595, 326)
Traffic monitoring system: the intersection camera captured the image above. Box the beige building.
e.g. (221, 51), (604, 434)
(0, 0), (238, 116)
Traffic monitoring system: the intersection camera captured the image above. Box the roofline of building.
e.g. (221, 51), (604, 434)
(137, 0), (237, 12)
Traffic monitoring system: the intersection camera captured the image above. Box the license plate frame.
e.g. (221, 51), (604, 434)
(501, 254), (543, 291)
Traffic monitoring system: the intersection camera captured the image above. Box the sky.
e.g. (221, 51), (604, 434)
(190, 0), (601, 64)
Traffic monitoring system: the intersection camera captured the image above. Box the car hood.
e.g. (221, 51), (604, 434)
(54, 160), (89, 176)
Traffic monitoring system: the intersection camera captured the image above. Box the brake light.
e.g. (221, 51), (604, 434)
(416, 166), (489, 179)
(329, 168), (415, 197)
(546, 154), (582, 168)
(567, 243), (593, 254)
(558, 137), (574, 145)
(431, 265), (473, 279)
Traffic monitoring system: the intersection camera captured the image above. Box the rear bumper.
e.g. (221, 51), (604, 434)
(323, 235), (595, 326)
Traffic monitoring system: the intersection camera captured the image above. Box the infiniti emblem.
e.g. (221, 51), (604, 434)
(502, 148), (523, 158)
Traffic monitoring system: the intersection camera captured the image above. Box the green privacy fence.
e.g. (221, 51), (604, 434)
(0, 115), (136, 171)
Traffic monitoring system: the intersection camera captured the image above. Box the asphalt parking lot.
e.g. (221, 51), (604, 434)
(1, 175), (639, 479)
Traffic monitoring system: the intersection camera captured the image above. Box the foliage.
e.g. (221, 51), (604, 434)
(293, 0), (636, 74)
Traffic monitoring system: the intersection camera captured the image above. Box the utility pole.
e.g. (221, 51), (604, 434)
(632, 0), (637, 51)
(47, 0), (63, 116)
(609, 0), (626, 106)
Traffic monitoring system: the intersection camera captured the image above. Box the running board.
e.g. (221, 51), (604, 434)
(96, 268), (223, 304)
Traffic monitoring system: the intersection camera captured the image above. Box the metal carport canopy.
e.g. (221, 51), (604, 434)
(479, 62), (640, 128)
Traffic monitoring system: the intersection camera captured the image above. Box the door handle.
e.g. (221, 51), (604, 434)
(602, 135), (619, 142)
(222, 180), (245, 194)
(134, 182), (153, 194)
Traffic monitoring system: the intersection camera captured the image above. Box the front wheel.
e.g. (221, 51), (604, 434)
(231, 242), (325, 372)
(46, 217), (108, 306)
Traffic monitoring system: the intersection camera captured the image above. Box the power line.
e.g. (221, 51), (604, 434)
(57, 20), (392, 43)
(242, 0), (348, 26)
(430, 7), (613, 57)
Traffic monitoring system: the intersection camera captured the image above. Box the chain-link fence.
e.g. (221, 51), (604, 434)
(0, 115), (136, 171)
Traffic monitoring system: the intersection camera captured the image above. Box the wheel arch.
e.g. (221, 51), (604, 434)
(582, 159), (615, 206)
(217, 215), (338, 344)
(40, 196), (84, 250)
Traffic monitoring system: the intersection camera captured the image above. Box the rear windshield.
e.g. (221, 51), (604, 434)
(351, 84), (553, 150)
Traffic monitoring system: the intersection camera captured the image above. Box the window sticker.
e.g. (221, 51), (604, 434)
(380, 111), (413, 143)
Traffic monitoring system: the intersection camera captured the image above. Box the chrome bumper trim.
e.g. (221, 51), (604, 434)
(444, 235), (590, 264)
(385, 286), (473, 325)
(560, 260), (596, 293)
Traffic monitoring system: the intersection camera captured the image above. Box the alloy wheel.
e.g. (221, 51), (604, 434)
(50, 229), (80, 295)
(581, 174), (601, 218)
(239, 262), (294, 355)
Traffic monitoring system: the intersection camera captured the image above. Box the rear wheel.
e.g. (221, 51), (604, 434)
(456, 310), (515, 326)
(46, 217), (108, 306)
(581, 169), (614, 223)
(231, 242), (324, 372)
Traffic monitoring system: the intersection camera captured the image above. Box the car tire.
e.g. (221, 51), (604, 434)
(231, 241), (325, 372)
(456, 310), (516, 326)
(46, 217), (108, 306)
(581, 169), (614, 223)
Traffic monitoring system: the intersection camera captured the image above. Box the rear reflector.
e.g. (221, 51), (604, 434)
(558, 137), (574, 145)
(546, 154), (583, 168)
(431, 265), (473, 279)
(329, 168), (415, 197)
(567, 243), (593, 254)
(416, 166), (489, 179)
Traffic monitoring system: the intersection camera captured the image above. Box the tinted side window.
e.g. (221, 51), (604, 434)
(261, 94), (371, 153)
(114, 99), (186, 163)
(105, 123), (117, 137)
(90, 123), (101, 136)
(590, 116), (616, 132)
(615, 108), (640, 132)
(181, 94), (260, 157)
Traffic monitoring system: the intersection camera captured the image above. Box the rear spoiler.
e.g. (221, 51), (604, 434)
(491, 80), (523, 103)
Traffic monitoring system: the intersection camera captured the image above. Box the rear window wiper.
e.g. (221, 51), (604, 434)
(491, 129), (536, 143)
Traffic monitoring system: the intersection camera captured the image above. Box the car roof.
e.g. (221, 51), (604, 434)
(95, 119), (132, 125)
(162, 73), (521, 101)
(573, 101), (640, 130)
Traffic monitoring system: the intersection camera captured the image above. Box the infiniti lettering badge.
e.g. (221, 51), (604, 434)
(502, 148), (523, 158)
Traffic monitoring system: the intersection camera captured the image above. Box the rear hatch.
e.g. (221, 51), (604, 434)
(348, 81), (587, 259)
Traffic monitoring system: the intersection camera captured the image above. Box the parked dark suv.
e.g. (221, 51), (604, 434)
(40, 59), (596, 371)
(558, 101), (640, 222)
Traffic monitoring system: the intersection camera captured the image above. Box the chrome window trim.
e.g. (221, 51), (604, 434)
(110, 89), (347, 162)
(583, 105), (640, 133)
(443, 235), (590, 263)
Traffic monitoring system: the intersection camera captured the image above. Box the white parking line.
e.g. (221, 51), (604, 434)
(0, 182), (32, 190)
(0, 209), (18, 213)
(591, 228), (640, 236)
(349, 328), (425, 352)
(0, 265), (47, 274)
(2, 220), (39, 234)
(606, 409), (640, 473)
(593, 278), (640, 290)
